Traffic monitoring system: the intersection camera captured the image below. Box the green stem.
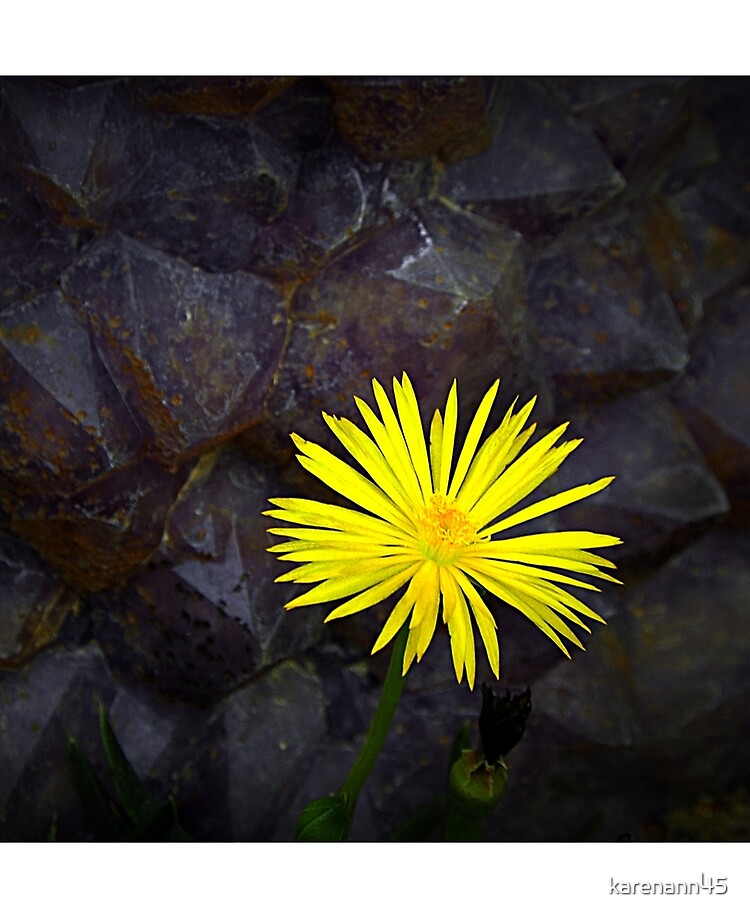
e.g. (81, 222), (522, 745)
(339, 620), (409, 815)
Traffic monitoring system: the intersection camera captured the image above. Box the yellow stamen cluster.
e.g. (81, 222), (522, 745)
(417, 493), (478, 565)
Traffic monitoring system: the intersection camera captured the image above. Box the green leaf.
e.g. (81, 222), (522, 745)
(294, 794), (351, 842)
(98, 703), (159, 826)
(67, 734), (128, 840)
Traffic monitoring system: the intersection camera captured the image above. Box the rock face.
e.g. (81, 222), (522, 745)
(1, 76), (749, 842)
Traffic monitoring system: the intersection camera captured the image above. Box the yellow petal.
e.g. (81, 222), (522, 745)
(325, 562), (421, 620)
(285, 560), (414, 609)
(441, 567), (476, 688)
(456, 394), (536, 510)
(323, 413), (416, 514)
(447, 379), (499, 499)
(437, 380), (458, 494)
(469, 424), (578, 526)
(479, 477), (616, 538)
(292, 434), (414, 532)
(452, 568), (500, 678)
(393, 373), (433, 501)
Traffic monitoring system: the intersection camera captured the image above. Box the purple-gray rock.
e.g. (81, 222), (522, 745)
(61, 233), (288, 462)
(248, 143), (432, 281)
(0, 170), (79, 312)
(440, 78), (625, 240)
(0, 289), (142, 497)
(252, 78), (335, 153)
(252, 198), (551, 459)
(94, 448), (325, 703)
(550, 391), (728, 568)
(0, 529), (78, 665)
(110, 116), (298, 272)
(666, 169), (750, 304)
(671, 287), (750, 522)
(133, 76), (296, 118)
(626, 527), (750, 791)
(8, 459), (191, 592)
(325, 76), (502, 164)
(526, 211), (689, 409)
(206, 659), (326, 840)
(0, 78), (152, 227)
(0, 643), (117, 840)
(541, 77), (693, 182)
(633, 196), (704, 330)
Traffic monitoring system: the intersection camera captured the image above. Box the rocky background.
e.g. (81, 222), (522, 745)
(1, 76), (749, 842)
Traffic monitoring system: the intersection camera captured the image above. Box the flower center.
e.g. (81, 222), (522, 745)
(417, 493), (477, 565)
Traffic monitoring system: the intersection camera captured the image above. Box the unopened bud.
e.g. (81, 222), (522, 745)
(448, 748), (509, 823)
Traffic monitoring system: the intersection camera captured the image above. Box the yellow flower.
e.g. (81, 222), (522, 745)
(265, 373), (620, 689)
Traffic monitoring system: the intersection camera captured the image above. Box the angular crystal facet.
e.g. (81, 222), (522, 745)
(0, 530), (78, 665)
(94, 449), (324, 703)
(110, 116), (298, 271)
(0, 78), (153, 226)
(325, 76), (498, 163)
(440, 78), (625, 239)
(0, 289), (142, 496)
(672, 287), (750, 522)
(0, 170), (78, 311)
(61, 233), (287, 461)
(249, 144), (431, 280)
(551, 391), (729, 566)
(10, 459), (192, 592)
(253, 199), (551, 458)
(527, 212), (689, 409)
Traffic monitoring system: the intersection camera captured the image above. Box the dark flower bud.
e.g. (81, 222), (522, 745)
(478, 685), (531, 765)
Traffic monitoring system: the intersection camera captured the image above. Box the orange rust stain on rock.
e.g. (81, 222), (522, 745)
(628, 300), (642, 317)
(1, 323), (43, 346)
(100, 321), (184, 456)
(13, 516), (155, 593)
(0, 584), (79, 669)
